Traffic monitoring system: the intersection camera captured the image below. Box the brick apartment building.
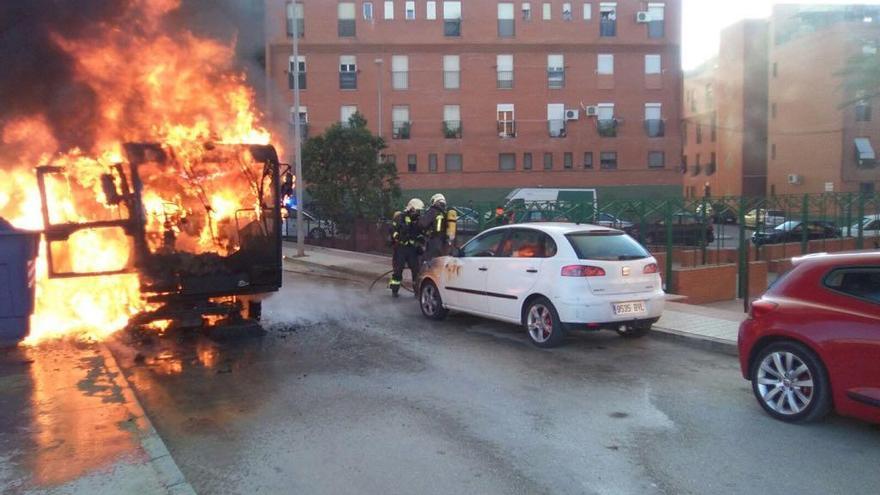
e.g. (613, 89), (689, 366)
(264, 0), (684, 204)
(683, 5), (880, 199)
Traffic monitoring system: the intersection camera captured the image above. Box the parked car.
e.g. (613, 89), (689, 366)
(738, 251), (880, 423)
(625, 213), (715, 246)
(845, 214), (880, 238)
(744, 209), (786, 229)
(594, 212), (633, 230)
(751, 220), (840, 246)
(417, 223), (665, 348)
(283, 205), (337, 240)
(710, 203), (739, 224)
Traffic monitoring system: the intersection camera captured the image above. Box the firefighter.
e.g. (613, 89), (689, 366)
(421, 193), (449, 260)
(389, 198), (425, 297)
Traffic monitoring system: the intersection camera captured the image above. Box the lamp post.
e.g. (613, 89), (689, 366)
(374, 58), (383, 137)
(291, 6), (305, 257)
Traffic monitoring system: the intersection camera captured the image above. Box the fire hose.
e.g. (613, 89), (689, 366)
(368, 269), (415, 294)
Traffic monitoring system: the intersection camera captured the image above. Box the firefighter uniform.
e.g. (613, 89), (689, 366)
(389, 202), (425, 297)
(421, 194), (448, 261)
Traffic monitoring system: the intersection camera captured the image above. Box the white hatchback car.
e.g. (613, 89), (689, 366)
(418, 223), (666, 347)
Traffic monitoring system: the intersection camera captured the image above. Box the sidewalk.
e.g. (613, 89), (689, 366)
(282, 243), (744, 354)
(0, 341), (194, 495)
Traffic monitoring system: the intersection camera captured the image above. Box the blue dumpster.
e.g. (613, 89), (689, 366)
(0, 219), (40, 346)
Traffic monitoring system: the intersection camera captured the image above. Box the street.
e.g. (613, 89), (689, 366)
(106, 269), (880, 495)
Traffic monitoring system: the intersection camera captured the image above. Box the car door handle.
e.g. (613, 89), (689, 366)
(526, 269), (538, 273)
(478, 267), (488, 271)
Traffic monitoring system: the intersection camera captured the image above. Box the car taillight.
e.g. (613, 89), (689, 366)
(749, 300), (778, 319)
(643, 263), (660, 274)
(561, 265), (606, 277)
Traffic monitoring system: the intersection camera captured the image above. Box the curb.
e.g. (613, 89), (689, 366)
(649, 326), (739, 356)
(98, 345), (197, 495)
(283, 255), (388, 282)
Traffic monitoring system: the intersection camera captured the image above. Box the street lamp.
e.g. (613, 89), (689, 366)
(291, 6), (305, 257)
(374, 58), (383, 138)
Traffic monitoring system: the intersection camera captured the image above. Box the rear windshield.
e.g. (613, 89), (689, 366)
(566, 232), (650, 261)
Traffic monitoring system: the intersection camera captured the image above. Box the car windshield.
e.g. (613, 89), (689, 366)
(566, 232), (649, 261)
(775, 221), (800, 231)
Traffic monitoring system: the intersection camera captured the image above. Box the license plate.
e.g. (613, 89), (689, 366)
(613, 301), (647, 316)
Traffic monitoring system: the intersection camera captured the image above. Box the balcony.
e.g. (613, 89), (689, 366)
(339, 72), (357, 90)
(644, 119), (665, 137)
(497, 71), (514, 89)
(600, 18), (616, 37)
(548, 120), (567, 138)
(547, 70), (565, 89)
(497, 121), (516, 138)
(392, 71), (408, 90)
(443, 71), (460, 89)
(444, 19), (461, 36)
(443, 121), (462, 139)
(597, 119), (618, 138)
(392, 121), (412, 140)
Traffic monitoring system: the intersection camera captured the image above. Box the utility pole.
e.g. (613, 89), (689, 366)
(291, 6), (305, 257)
(374, 58), (383, 137)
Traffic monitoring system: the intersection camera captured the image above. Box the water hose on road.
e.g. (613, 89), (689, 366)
(368, 269), (415, 294)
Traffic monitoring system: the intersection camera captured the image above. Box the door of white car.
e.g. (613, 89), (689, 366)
(444, 229), (508, 313)
(486, 228), (557, 321)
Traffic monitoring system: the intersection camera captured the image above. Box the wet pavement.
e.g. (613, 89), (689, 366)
(99, 269), (880, 494)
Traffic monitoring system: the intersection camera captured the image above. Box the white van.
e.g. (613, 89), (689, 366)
(503, 188), (599, 223)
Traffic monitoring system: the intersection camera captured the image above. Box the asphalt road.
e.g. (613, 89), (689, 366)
(109, 269), (880, 495)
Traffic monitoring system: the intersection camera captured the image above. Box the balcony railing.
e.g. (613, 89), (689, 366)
(547, 70), (565, 89)
(443, 121), (462, 139)
(337, 19), (355, 37)
(496, 71), (513, 89)
(497, 121), (516, 138)
(600, 18), (616, 37)
(392, 121), (412, 139)
(498, 19), (514, 37)
(644, 119), (665, 137)
(444, 19), (461, 36)
(548, 120), (567, 138)
(597, 119), (618, 137)
(392, 71), (408, 90)
(339, 72), (357, 90)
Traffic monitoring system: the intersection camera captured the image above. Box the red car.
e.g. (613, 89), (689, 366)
(738, 251), (880, 423)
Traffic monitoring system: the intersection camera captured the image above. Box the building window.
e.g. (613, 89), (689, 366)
(407, 154), (417, 172)
(338, 2), (356, 37)
(405, 1), (416, 19)
(286, 2), (304, 37)
(644, 103), (664, 137)
(339, 56), (357, 89)
(856, 100), (872, 122)
(543, 152), (553, 170)
(599, 2), (616, 37)
(384, 154), (397, 169)
(497, 54), (514, 89)
(708, 152), (717, 175)
(695, 123), (702, 144)
(288, 56), (306, 90)
(600, 151), (617, 169)
(384, 0), (394, 19)
(443, 105), (461, 138)
(645, 54), (661, 74)
(443, 55), (460, 89)
(340, 105), (357, 126)
(771, 143), (776, 160)
(647, 2), (665, 38)
(597, 53), (614, 75)
(522, 2), (532, 20)
(648, 151), (665, 169)
(497, 104), (516, 138)
(583, 2), (592, 20)
(445, 153), (463, 172)
(562, 3), (573, 20)
(427, 1), (437, 19)
(498, 3), (515, 37)
(547, 103), (566, 138)
(583, 152), (593, 169)
(392, 55), (409, 90)
(428, 153), (438, 172)
(771, 102), (777, 119)
(363, 1), (374, 20)
(860, 182), (876, 194)
(523, 152), (533, 170)
(542, 2), (551, 20)
(289, 106), (308, 140)
(392, 106), (411, 139)
(564, 152), (573, 169)
(547, 54), (564, 89)
(597, 103), (616, 137)
(444, 1), (462, 36)
(711, 112), (717, 142)
(499, 153), (517, 171)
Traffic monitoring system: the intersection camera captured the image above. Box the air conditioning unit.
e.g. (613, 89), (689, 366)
(636, 11), (651, 23)
(565, 109), (579, 121)
(585, 105), (598, 117)
(788, 174), (803, 185)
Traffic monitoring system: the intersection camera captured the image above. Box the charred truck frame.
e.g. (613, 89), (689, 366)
(36, 143), (290, 332)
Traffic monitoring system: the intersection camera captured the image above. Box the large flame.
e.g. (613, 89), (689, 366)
(0, 0), (273, 345)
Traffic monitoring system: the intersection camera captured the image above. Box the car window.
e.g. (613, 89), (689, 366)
(824, 268), (880, 304)
(460, 230), (507, 258)
(866, 220), (880, 230)
(566, 232), (649, 261)
(768, 210), (785, 217)
(776, 221), (799, 231)
(498, 229), (557, 258)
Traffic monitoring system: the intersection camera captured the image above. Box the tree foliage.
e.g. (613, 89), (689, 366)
(302, 112), (400, 227)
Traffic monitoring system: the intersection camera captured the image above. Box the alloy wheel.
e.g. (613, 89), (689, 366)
(527, 304), (553, 344)
(421, 285), (438, 316)
(756, 351), (814, 416)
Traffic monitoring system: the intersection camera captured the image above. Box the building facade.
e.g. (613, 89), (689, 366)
(264, 0), (684, 204)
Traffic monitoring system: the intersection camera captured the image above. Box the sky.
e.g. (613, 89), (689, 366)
(682, 0), (880, 69)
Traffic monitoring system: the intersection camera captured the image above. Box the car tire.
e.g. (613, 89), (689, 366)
(616, 321), (651, 339)
(523, 297), (566, 348)
(419, 280), (448, 321)
(749, 341), (832, 423)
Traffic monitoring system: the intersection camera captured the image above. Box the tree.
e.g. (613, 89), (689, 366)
(302, 112), (400, 229)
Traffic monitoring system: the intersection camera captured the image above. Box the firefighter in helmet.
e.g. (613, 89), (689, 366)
(420, 193), (457, 260)
(389, 198), (425, 297)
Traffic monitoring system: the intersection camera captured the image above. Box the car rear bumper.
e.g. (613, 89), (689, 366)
(553, 290), (665, 325)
